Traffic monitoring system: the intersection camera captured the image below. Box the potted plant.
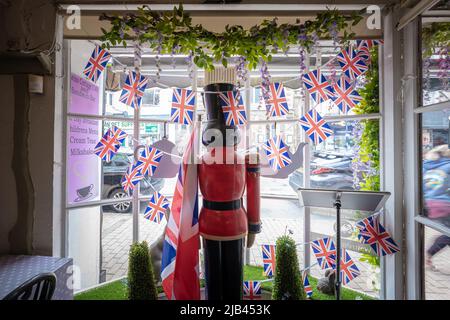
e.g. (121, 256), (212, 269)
(128, 241), (158, 300)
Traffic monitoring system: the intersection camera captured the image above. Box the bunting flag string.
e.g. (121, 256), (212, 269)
(83, 45), (111, 83)
(261, 244), (276, 277)
(355, 214), (400, 256)
(94, 126), (127, 162)
(144, 191), (170, 223)
(262, 136), (292, 172)
(243, 281), (262, 300)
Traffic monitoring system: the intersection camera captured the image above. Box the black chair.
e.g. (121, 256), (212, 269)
(3, 272), (57, 300)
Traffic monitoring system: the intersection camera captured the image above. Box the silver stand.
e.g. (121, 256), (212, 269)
(297, 188), (390, 300)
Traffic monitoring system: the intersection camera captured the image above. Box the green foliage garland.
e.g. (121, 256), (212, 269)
(128, 241), (158, 300)
(100, 4), (364, 70)
(272, 235), (306, 300)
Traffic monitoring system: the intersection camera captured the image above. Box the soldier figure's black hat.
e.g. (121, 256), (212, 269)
(202, 83), (241, 147)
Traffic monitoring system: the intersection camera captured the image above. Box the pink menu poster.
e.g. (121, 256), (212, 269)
(70, 73), (100, 115)
(67, 74), (101, 204)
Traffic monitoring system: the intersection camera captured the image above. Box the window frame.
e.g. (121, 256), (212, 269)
(58, 36), (385, 292)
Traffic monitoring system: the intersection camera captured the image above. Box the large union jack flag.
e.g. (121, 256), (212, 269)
(302, 69), (334, 104)
(266, 82), (289, 117)
(356, 214), (400, 256)
(331, 249), (360, 285)
(121, 164), (143, 195)
(311, 237), (336, 269)
(135, 146), (163, 176)
(302, 272), (313, 298)
(337, 47), (369, 80)
(119, 71), (149, 109)
(170, 88), (196, 125)
(94, 126), (127, 162)
(161, 126), (200, 300)
(218, 91), (247, 126)
(332, 77), (363, 114)
(299, 109), (333, 145)
(144, 192), (170, 224)
(261, 244), (276, 277)
(243, 281), (262, 300)
(83, 46), (111, 83)
(262, 136), (292, 172)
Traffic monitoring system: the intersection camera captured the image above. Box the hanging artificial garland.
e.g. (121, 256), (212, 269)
(99, 4), (364, 72)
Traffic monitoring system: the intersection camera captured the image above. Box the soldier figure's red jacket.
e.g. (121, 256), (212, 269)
(199, 146), (261, 240)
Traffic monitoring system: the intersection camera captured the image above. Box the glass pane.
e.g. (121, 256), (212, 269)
(421, 109), (450, 228)
(98, 120), (134, 206)
(67, 206), (102, 290)
(100, 204), (132, 283)
(310, 208), (380, 298)
(421, 20), (450, 106)
(249, 123), (301, 197)
(310, 120), (380, 191)
(424, 226), (450, 300)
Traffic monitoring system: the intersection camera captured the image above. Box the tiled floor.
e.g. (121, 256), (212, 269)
(101, 198), (450, 299)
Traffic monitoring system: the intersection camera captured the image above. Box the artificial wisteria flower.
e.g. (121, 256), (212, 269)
(171, 44), (180, 69)
(282, 28), (290, 55)
(328, 21), (340, 86)
(155, 31), (163, 80)
(235, 56), (249, 87)
(438, 46), (449, 91)
(423, 54), (432, 101)
(259, 58), (272, 106)
(185, 50), (194, 79)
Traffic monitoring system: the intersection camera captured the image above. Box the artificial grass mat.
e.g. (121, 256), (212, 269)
(75, 265), (374, 300)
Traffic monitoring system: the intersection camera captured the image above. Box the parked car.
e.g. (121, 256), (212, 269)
(103, 153), (164, 213)
(288, 151), (354, 192)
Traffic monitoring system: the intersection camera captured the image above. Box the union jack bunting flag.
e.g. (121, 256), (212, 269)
(261, 244), (276, 277)
(337, 47), (369, 80)
(262, 136), (292, 172)
(121, 164), (143, 195)
(311, 237), (337, 270)
(302, 69), (334, 104)
(302, 272), (313, 298)
(356, 214), (400, 256)
(119, 71), (149, 109)
(170, 88), (196, 125)
(266, 82), (289, 117)
(94, 126), (127, 162)
(218, 91), (247, 126)
(144, 192), (170, 224)
(331, 249), (360, 285)
(83, 46), (111, 83)
(161, 126), (200, 300)
(299, 109), (333, 145)
(332, 77), (363, 114)
(356, 40), (383, 59)
(243, 281), (262, 300)
(135, 146), (163, 176)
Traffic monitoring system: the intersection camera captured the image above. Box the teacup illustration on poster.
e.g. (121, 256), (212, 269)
(74, 184), (94, 202)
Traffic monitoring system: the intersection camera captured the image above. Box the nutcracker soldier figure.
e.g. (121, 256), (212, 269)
(199, 81), (261, 300)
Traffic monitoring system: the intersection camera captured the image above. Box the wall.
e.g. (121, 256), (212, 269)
(0, 0), (57, 255)
(0, 75), (18, 254)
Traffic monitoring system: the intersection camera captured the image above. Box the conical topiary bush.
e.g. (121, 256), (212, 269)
(128, 241), (158, 300)
(272, 235), (306, 300)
